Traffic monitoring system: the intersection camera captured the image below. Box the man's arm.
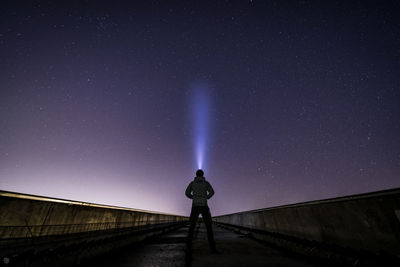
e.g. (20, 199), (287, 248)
(185, 182), (193, 199)
(206, 182), (215, 199)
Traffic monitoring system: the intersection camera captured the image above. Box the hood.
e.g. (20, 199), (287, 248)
(194, 176), (206, 182)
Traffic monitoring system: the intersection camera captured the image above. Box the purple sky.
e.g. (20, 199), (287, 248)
(1, 1), (399, 216)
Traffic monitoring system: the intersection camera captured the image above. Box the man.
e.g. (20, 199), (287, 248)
(185, 169), (217, 253)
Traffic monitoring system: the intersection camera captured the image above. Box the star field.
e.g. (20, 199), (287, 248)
(0, 1), (399, 215)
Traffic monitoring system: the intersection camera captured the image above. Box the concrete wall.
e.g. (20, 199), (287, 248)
(0, 190), (187, 239)
(214, 188), (400, 256)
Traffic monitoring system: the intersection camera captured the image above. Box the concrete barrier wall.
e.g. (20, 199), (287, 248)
(0, 190), (187, 239)
(214, 188), (400, 256)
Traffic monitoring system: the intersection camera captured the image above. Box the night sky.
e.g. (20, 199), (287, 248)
(1, 1), (399, 216)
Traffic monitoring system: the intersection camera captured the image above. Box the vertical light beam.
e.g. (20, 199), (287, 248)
(190, 83), (211, 170)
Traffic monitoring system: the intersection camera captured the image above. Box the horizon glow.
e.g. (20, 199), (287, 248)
(190, 83), (211, 170)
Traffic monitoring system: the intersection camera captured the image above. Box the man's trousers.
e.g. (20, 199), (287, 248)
(186, 206), (216, 251)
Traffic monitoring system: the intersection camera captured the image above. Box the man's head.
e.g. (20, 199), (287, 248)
(196, 169), (204, 177)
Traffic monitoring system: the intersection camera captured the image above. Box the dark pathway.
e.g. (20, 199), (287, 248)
(86, 223), (317, 267)
(190, 223), (315, 267)
(86, 226), (188, 267)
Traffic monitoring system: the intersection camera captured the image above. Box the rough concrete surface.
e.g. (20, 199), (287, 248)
(85, 223), (315, 267)
(213, 188), (400, 256)
(84, 226), (188, 267)
(190, 223), (315, 267)
(0, 190), (187, 239)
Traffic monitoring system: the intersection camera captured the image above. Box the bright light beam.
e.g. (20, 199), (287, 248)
(190, 83), (211, 170)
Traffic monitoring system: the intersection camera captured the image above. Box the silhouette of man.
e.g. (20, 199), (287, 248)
(185, 169), (217, 253)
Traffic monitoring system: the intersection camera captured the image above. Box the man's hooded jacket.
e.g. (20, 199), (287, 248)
(185, 176), (215, 207)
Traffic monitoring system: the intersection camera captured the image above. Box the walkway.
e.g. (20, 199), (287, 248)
(86, 223), (316, 267)
(85, 226), (187, 266)
(190, 223), (314, 267)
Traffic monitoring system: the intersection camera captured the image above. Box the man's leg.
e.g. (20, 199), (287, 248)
(186, 207), (199, 249)
(201, 206), (216, 252)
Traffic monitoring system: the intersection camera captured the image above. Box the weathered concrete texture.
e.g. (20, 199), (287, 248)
(84, 226), (188, 266)
(0, 190), (188, 265)
(0, 190), (187, 239)
(2, 223), (185, 266)
(190, 223), (315, 267)
(213, 188), (400, 256)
